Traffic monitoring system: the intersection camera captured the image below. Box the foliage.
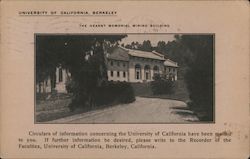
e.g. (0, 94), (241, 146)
(94, 81), (135, 106)
(69, 81), (135, 111)
(65, 78), (74, 93)
(125, 40), (152, 51)
(150, 74), (174, 95)
(36, 35), (127, 110)
(180, 35), (214, 121)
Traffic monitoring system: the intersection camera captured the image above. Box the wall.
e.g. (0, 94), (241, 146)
(128, 56), (164, 83)
(55, 67), (68, 93)
(106, 59), (129, 82)
(164, 66), (178, 81)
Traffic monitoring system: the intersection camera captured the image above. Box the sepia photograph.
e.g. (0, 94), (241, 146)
(1, 0), (249, 158)
(35, 34), (214, 124)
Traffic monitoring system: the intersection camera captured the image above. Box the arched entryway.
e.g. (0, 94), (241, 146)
(135, 64), (141, 80)
(144, 65), (151, 80)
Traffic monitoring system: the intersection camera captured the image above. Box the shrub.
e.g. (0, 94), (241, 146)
(94, 81), (135, 106)
(69, 80), (135, 111)
(65, 78), (74, 93)
(150, 74), (174, 95)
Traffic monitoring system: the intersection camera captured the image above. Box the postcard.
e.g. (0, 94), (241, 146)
(0, 0), (249, 158)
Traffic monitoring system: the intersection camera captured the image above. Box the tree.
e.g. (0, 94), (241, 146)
(36, 35), (127, 110)
(155, 41), (167, 54)
(180, 35), (214, 121)
(140, 40), (152, 51)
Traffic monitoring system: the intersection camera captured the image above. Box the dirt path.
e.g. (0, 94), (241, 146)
(47, 97), (199, 123)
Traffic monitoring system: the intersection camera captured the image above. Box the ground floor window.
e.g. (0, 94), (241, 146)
(145, 72), (149, 80)
(111, 71), (113, 77)
(123, 71), (126, 78)
(135, 64), (141, 80)
(144, 65), (151, 80)
(153, 65), (159, 77)
(117, 71), (120, 77)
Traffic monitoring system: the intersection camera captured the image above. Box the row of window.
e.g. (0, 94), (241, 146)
(135, 70), (159, 80)
(110, 60), (126, 67)
(110, 62), (176, 72)
(110, 71), (126, 78)
(164, 67), (176, 72)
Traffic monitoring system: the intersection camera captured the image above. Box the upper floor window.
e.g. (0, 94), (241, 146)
(123, 62), (126, 67)
(110, 60), (113, 66)
(117, 61), (120, 67)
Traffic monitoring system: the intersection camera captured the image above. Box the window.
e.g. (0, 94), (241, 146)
(110, 60), (113, 66)
(123, 62), (126, 67)
(135, 64), (141, 80)
(136, 72), (140, 80)
(59, 68), (63, 82)
(117, 61), (120, 66)
(173, 69), (175, 72)
(111, 71), (113, 77)
(169, 68), (171, 72)
(117, 71), (120, 77)
(153, 66), (159, 76)
(123, 71), (126, 78)
(144, 65), (151, 80)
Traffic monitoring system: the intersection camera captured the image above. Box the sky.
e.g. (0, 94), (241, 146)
(120, 34), (176, 46)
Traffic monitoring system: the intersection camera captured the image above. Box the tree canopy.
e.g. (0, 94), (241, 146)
(36, 34), (127, 109)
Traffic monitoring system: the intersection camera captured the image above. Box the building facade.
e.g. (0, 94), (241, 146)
(36, 46), (178, 93)
(106, 46), (178, 83)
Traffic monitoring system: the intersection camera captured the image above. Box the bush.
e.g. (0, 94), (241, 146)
(150, 74), (174, 95)
(69, 81), (135, 111)
(65, 78), (74, 93)
(94, 81), (135, 106)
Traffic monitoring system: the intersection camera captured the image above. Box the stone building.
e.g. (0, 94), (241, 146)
(36, 46), (178, 93)
(106, 46), (178, 82)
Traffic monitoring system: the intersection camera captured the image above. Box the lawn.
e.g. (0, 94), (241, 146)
(36, 93), (83, 122)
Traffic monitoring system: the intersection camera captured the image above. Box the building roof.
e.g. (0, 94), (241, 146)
(106, 47), (129, 61)
(118, 46), (165, 61)
(164, 59), (178, 67)
(107, 46), (178, 67)
(127, 48), (165, 61)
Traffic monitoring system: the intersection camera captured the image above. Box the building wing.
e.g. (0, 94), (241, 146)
(164, 59), (178, 67)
